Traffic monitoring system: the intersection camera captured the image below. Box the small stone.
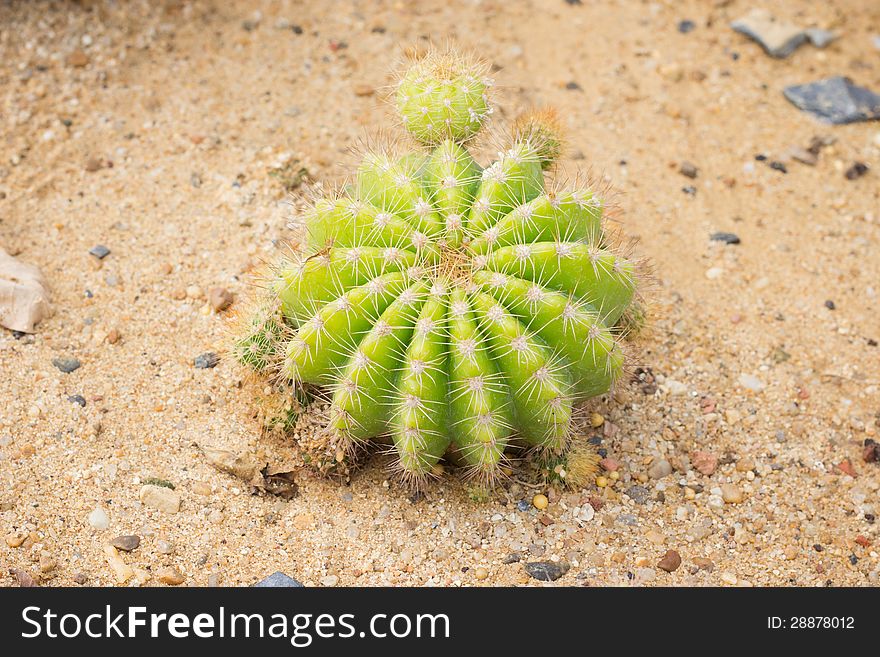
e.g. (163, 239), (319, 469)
(68, 394), (86, 407)
(110, 535), (140, 552)
(710, 232), (740, 245)
(692, 557), (715, 571)
(107, 328), (121, 344)
(89, 245), (111, 259)
(590, 411), (604, 428)
(157, 567), (185, 585)
(157, 540), (174, 555)
(39, 556), (57, 574)
(194, 352), (220, 369)
(208, 287), (234, 312)
(88, 506), (110, 530)
(678, 20), (696, 34)
(10, 568), (38, 587)
(705, 267), (723, 280)
(657, 549), (682, 572)
(354, 84), (375, 97)
(691, 451), (718, 475)
(139, 484), (181, 513)
(532, 494), (549, 510)
(835, 460), (857, 477)
(599, 458), (619, 471)
(649, 459), (673, 479)
(625, 485), (650, 505)
(320, 574), (339, 587)
(524, 561), (569, 582)
(474, 566), (489, 580)
(720, 484), (744, 504)
(737, 373), (765, 392)
(720, 571), (738, 585)
(103, 545), (133, 584)
(5, 531), (27, 548)
(784, 77), (880, 125)
(845, 162), (869, 180)
(73, 572), (88, 585)
(254, 571), (304, 587)
(67, 49), (89, 67)
(679, 161), (698, 178)
(52, 357), (81, 373)
(787, 146), (817, 166)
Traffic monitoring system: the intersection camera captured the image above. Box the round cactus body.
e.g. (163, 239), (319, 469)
(233, 52), (641, 486)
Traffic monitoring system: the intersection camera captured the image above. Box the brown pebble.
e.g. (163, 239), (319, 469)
(10, 568), (38, 587)
(5, 531), (27, 548)
(657, 549), (682, 572)
(73, 572), (88, 585)
(171, 289), (186, 300)
(84, 157), (103, 172)
(39, 556), (56, 574)
(835, 460), (857, 477)
(692, 556), (714, 571)
(354, 84), (375, 97)
(67, 49), (89, 67)
(599, 457), (620, 471)
(106, 328), (121, 344)
(157, 567), (185, 585)
(208, 286), (234, 312)
(679, 161), (698, 178)
(690, 450), (717, 475)
(110, 535), (141, 552)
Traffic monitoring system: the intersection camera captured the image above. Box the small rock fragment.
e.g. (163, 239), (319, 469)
(625, 485), (650, 505)
(103, 545), (133, 584)
(254, 571), (304, 587)
(737, 373), (765, 392)
(679, 161), (698, 178)
(88, 506), (110, 530)
(157, 567), (185, 585)
(657, 550), (682, 572)
(721, 484), (744, 504)
(110, 535), (140, 552)
(784, 77), (880, 125)
(524, 561), (569, 582)
(710, 232), (740, 245)
(194, 352), (220, 369)
(845, 162), (869, 180)
(648, 459), (673, 480)
(52, 357), (81, 374)
(9, 568), (38, 587)
(691, 451), (718, 475)
(0, 248), (52, 333)
(89, 245), (111, 259)
(208, 287), (234, 312)
(139, 484), (181, 513)
(67, 49), (89, 67)
(732, 9), (835, 58)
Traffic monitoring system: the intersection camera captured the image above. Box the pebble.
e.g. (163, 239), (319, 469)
(52, 357), (81, 374)
(157, 540), (174, 555)
(720, 572), (738, 585)
(139, 484), (181, 513)
(67, 49), (89, 67)
(88, 506), (110, 530)
(705, 267), (723, 280)
(625, 485), (650, 505)
(208, 287), (234, 312)
(845, 162), (869, 180)
(524, 561), (569, 582)
(5, 531), (27, 548)
(474, 567), (489, 580)
(679, 161), (698, 178)
(737, 373), (765, 392)
(39, 556), (57, 574)
(657, 550), (682, 572)
(784, 77), (880, 124)
(354, 84), (375, 97)
(649, 459), (673, 479)
(194, 352), (220, 369)
(103, 545), (133, 584)
(158, 567), (185, 585)
(111, 535), (140, 552)
(721, 484), (744, 504)
(532, 494), (549, 510)
(678, 19), (696, 34)
(89, 245), (111, 259)
(710, 232), (740, 245)
(320, 574), (339, 587)
(691, 451), (718, 475)
(254, 571), (304, 587)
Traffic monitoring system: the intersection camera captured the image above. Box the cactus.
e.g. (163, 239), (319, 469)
(231, 51), (642, 487)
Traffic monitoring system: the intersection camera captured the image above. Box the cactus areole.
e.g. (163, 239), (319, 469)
(233, 51), (641, 485)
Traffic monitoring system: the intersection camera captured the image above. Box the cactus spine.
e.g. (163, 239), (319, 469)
(232, 51), (642, 487)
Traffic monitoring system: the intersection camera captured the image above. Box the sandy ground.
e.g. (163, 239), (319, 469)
(2, 0), (879, 587)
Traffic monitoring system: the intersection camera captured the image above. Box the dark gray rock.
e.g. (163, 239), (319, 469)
(110, 535), (140, 552)
(625, 485), (650, 505)
(524, 561), (569, 582)
(784, 77), (880, 125)
(711, 232), (741, 245)
(89, 245), (111, 259)
(68, 394), (87, 407)
(52, 357), (81, 373)
(254, 571), (304, 587)
(194, 352), (220, 369)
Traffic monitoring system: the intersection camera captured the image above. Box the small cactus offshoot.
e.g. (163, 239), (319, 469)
(231, 50), (643, 487)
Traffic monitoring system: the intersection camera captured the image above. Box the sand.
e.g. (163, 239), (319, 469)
(1, 0), (879, 587)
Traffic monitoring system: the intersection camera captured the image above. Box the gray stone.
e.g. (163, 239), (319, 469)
(110, 535), (140, 551)
(52, 357), (81, 373)
(710, 232), (740, 245)
(89, 245), (111, 259)
(625, 485), (650, 505)
(194, 352), (220, 369)
(784, 77), (880, 125)
(649, 459), (673, 479)
(88, 506), (109, 530)
(732, 9), (836, 58)
(254, 571), (304, 587)
(139, 484), (181, 513)
(524, 561), (569, 582)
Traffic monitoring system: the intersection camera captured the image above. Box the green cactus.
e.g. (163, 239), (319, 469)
(232, 51), (642, 486)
